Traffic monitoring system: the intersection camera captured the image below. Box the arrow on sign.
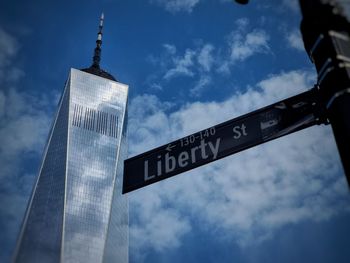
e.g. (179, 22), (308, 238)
(166, 143), (176, 152)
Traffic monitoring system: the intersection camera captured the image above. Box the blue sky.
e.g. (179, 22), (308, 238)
(1, 0), (350, 262)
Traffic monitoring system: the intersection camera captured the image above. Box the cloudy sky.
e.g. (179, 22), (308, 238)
(1, 0), (350, 262)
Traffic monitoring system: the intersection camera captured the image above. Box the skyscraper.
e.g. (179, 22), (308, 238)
(13, 14), (128, 263)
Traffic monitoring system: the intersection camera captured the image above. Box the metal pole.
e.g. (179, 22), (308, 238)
(299, 0), (350, 185)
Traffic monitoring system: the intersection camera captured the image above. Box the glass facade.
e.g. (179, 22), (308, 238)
(14, 68), (129, 263)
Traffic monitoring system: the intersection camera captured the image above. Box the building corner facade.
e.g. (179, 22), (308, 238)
(14, 68), (129, 263)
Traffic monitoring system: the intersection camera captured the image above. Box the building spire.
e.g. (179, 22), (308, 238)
(82, 13), (116, 81)
(92, 13), (104, 68)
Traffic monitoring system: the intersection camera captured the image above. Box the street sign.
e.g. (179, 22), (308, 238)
(123, 90), (318, 193)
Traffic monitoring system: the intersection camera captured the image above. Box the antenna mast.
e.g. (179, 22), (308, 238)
(92, 13), (104, 68)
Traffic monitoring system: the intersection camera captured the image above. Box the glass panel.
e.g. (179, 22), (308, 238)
(63, 69), (128, 263)
(14, 69), (129, 263)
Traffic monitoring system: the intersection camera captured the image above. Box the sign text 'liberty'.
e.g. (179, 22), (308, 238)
(123, 90), (317, 193)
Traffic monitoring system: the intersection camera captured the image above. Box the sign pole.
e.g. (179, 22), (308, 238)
(299, 0), (350, 185)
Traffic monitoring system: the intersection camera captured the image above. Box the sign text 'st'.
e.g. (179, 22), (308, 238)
(123, 90), (317, 193)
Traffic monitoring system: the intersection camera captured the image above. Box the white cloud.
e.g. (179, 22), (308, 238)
(163, 43), (177, 55)
(0, 27), (19, 66)
(190, 75), (211, 97)
(6, 67), (25, 82)
(0, 87), (55, 261)
(130, 189), (191, 260)
(217, 61), (231, 75)
(128, 94), (175, 155)
(230, 29), (270, 62)
(235, 17), (249, 31)
(145, 42), (216, 97)
(286, 29), (305, 51)
(149, 82), (163, 91)
(214, 21), (270, 75)
(0, 28), (53, 160)
(151, 0), (200, 13)
(150, 23), (269, 91)
(0, 27), (23, 84)
(197, 44), (214, 72)
(164, 49), (196, 80)
(256, 70), (316, 100)
(282, 0), (300, 12)
(128, 69), (350, 259)
(0, 28), (58, 262)
(147, 42), (215, 97)
(0, 88), (55, 187)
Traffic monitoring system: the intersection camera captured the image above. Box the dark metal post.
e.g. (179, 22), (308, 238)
(299, 0), (350, 185)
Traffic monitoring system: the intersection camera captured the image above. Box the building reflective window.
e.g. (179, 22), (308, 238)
(14, 69), (129, 263)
